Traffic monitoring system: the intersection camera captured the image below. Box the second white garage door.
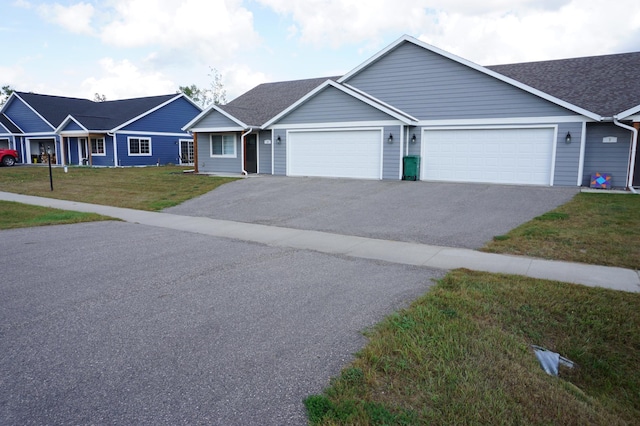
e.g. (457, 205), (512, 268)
(287, 129), (382, 179)
(422, 127), (555, 185)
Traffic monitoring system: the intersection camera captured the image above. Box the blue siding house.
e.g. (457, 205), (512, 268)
(185, 35), (640, 189)
(0, 92), (201, 167)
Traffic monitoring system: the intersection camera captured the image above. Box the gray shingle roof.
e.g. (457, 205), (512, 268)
(0, 114), (21, 133)
(219, 76), (340, 126)
(219, 51), (640, 126)
(487, 51), (640, 117)
(16, 92), (178, 130)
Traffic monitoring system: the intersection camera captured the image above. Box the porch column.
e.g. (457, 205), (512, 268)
(634, 123), (639, 187)
(60, 137), (67, 166)
(88, 135), (93, 166)
(193, 133), (199, 173)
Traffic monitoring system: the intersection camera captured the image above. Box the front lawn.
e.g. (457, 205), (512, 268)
(0, 200), (113, 229)
(0, 165), (237, 211)
(483, 192), (640, 269)
(306, 269), (640, 425)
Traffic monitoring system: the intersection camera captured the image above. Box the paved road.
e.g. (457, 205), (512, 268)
(1, 222), (442, 425)
(166, 177), (579, 249)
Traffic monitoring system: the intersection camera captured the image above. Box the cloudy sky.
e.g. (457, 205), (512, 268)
(1, 0), (639, 102)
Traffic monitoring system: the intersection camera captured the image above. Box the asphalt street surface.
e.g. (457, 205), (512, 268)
(166, 177), (579, 249)
(1, 222), (443, 425)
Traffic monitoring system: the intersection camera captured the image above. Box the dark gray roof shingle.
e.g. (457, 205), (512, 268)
(219, 76), (340, 126)
(487, 51), (640, 117)
(16, 92), (177, 130)
(0, 114), (22, 133)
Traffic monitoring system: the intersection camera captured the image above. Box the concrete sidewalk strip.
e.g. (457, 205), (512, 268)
(276, 229), (369, 253)
(527, 259), (640, 292)
(345, 239), (443, 266)
(424, 248), (533, 275)
(1, 191), (639, 292)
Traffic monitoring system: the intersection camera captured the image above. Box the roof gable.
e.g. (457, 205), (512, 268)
(57, 115), (89, 133)
(183, 104), (247, 131)
(3, 93), (57, 132)
(15, 92), (95, 128)
(220, 76), (340, 127)
(114, 94), (199, 132)
(182, 104), (249, 132)
(340, 35), (601, 121)
(98, 94), (180, 131)
(263, 80), (417, 127)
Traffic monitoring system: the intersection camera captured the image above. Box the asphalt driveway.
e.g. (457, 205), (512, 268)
(1, 222), (442, 425)
(166, 177), (579, 249)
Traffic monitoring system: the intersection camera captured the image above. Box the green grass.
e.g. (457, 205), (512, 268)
(0, 200), (113, 229)
(482, 192), (640, 269)
(0, 165), (237, 211)
(306, 269), (640, 425)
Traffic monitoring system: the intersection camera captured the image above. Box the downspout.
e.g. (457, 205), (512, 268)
(240, 128), (252, 176)
(613, 118), (638, 193)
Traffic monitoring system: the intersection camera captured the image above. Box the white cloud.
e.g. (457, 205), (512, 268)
(37, 2), (95, 35)
(419, 1), (640, 64)
(0, 65), (25, 87)
(258, 0), (640, 62)
(12, 0), (32, 9)
(80, 58), (176, 100)
(99, 0), (261, 64)
(220, 64), (269, 100)
(257, 0), (434, 48)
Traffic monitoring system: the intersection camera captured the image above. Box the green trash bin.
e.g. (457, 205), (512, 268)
(403, 155), (420, 181)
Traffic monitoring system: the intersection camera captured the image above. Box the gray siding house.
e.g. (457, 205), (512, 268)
(184, 35), (640, 189)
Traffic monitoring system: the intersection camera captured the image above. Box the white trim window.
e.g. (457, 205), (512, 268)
(128, 137), (152, 156)
(90, 137), (106, 156)
(210, 134), (236, 157)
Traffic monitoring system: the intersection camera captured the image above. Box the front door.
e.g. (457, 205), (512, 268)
(79, 138), (88, 165)
(245, 134), (257, 174)
(180, 139), (194, 165)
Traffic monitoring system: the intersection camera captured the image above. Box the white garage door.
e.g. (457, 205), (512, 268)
(287, 129), (382, 179)
(422, 128), (555, 185)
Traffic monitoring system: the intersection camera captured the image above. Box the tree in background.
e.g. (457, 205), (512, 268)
(178, 84), (207, 107)
(1, 85), (14, 106)
(93, 93), (107, 102)
(179, 67), (227, 108)
(208, 67), (227, 106)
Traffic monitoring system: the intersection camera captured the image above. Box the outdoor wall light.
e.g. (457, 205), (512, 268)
(565, 132), (572, 144)
(276, 136), (281, 144)
(388, 133), (393, 144)
(411, 134), (417, 144)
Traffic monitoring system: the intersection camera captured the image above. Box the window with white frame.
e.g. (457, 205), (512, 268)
(128, 137), (151, 156)
(90, 137), (106, 156)
(210, 134), (236, 157)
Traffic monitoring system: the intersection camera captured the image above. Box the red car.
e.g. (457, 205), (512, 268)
(0, 148), (19, 166)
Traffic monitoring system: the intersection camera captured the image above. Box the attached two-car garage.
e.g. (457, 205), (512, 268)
(421, 127), (555, 185)
(283, 127), (556, 185)
(287, 129), (382, 179)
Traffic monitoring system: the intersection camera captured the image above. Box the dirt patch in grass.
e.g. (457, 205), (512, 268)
(0, 165), (237, 211)
(482, 192), (640, 269)
(306, 269), (640, 425)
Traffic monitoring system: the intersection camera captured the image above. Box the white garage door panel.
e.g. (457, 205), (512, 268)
(288, 130), (382, 179)
(422, 128), (554, 185)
